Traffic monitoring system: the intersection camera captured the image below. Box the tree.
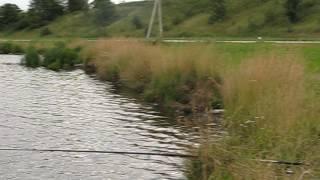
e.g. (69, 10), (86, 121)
(68, 0), (88, 12)
(93, 0), (116, 25)
(29, 0), (64, 23)
(208, 0), (226, 24)
(0, 4), (21, 28)
(285, 0), (301, 23)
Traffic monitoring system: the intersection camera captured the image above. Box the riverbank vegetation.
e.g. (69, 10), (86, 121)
(2, 38), (320, 178)
(85, 40), (224, 115)
(188, 55), (320, 179)
(84, 39), (320, 179)
(0, 42), (24, 54)
(22, 42), (83, 70)
(24, 47), (40, 67)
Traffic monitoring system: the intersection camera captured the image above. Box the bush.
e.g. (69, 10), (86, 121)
(173, 15), (184, 25)
(24, 47), (40, 67)
(0, 42), (24, 54)
(43, 42), (82, 70)
(40, 27), (52, 36)
(11, 44), (24, 54)
(93, 0), (116, 25)
(0, 42), (13, 54)
(208, 0), (226, 24)
(264, 9), (277, 24)
(132, 16), (143, 29)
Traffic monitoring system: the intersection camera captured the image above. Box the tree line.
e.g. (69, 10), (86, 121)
(0, 0), (313, 33)
(0, 0), (116, 30)
(209, 0), (309, 24)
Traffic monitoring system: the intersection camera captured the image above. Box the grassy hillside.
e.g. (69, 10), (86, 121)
(2, 0), (320, 38)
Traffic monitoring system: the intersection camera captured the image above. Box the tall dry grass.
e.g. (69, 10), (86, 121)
(222, 55), (305, 136)
(85, 39), (320, 179)
(193, 54), (320, 179)
(87, 39), (223, 112)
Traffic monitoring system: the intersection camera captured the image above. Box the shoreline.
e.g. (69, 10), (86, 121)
(2, 39), (320, 179)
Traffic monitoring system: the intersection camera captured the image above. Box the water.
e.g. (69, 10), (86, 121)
(0, 55), (206, 180)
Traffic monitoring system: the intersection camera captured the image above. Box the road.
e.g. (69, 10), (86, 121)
(1, 38), (320, 44)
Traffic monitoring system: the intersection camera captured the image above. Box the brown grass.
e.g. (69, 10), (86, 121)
(222, 54), (305, 135)
(84, 39), (320, 179)
(87, 38), (223, 112)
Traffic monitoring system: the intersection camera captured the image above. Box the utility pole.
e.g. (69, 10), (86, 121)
(146, 0), (163, 39)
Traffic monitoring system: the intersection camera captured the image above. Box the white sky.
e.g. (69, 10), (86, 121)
(0, 0), (141, 10)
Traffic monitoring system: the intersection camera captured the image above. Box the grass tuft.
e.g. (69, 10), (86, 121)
(24, 46), (40, 67)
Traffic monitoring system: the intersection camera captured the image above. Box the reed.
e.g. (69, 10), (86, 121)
(42, 42), (82, 71)
(87, 39), (223, 113)
(86, 39), (320, 179)
(24, 46), (40, 67)
(0, 42), (24, 54)
(191, 54), (320, 179)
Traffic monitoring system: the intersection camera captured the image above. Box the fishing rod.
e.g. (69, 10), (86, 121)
(0, 148), (197, 158)
(0, 148), (306, 166)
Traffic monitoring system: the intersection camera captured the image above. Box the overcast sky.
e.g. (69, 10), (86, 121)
(0, 0), (141, 10)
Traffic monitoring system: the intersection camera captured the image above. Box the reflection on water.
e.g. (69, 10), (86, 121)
(0, 55), (208, 180)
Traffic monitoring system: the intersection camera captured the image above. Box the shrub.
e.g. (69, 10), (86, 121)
(12, 44), (24, 54)
(264, 9), (277, 24)
(173, 15), (184, 25)
(0, 42), (24, 54)
(93, 0), (116, 25)
(24, 47), (40, 67)
(177, 31), (194, 37)
(132, 16), (143, 29)
(40, 27), (53, 36)
(0, 42), (13, 54)
(208, 0), (226, 24)
(285, 0), (302, 23)
(43, 42), (82, 70)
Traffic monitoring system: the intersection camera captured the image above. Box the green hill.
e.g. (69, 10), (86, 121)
(2, 0), (320, 38)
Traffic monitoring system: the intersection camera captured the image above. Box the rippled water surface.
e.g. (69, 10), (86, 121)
(0, 55), (201, 180)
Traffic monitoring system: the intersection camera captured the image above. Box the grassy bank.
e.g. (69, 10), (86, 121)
(189, 56), (320, 179)
(3, 38), (320, 179)
(85, 40), (225, 115)
(0, 40), (85, 71)
(84, 39), (320, 179)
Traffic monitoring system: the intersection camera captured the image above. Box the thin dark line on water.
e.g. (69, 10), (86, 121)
(0, 148), (197, 158)
(0, 148), (306, 166)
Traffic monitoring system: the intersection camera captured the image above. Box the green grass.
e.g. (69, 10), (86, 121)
(0, 42), (24, 54)
(303, 46), (320, 72)
(24, 47), (40, 67)
(18, 40), (84, 70)
(82, 39), (320, 179)
(8, 38), (320, 179)
(1, 0), (320, 38)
